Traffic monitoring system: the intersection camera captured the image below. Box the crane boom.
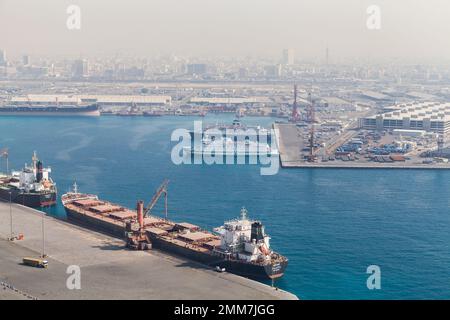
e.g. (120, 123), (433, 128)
(144, 179), (169, 219)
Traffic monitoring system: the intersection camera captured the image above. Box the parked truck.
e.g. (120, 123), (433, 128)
(22, 257), (48, 268)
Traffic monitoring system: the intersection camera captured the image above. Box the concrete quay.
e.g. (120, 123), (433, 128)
(0, 202), (297, 300)
(275, 123), (450, 170)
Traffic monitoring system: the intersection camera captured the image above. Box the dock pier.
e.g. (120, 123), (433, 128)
(0, 202), (297, 300)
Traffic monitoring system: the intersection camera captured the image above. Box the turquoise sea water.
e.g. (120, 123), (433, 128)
(1, 114), (450, 299)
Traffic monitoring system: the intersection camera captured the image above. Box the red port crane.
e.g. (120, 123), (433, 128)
(306, 92), (318, 162)
(289, 84), (300, 123)
(126, 200), (151, 250)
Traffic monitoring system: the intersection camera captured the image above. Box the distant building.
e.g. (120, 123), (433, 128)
(0, 49), (6, 66)
(264, 65), (281, 78)
(282, 49), (295, 65)
(117, 66), (145, 79)
(186, 63), (207, 75)
(20, 66), (48, 78)
(360, 102), (450, 137)
(238, 67), (248, 78)
(72, 59), (89, 78)
(23, 55), (31, 66)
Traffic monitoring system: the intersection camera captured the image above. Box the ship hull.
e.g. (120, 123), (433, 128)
(64, 206), (285, 280)
(0, 104), (100, 117)
(0, 187), (57, 207)
(0, 111), (100, 117)
(150, 236), (287, 280)
(65, 207), (125, 238)
(143, 113), (163, 117)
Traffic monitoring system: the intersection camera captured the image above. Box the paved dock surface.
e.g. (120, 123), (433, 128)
(0, 202), (297, 300)
(275, 123), (304, 164)
(275, 123), (450, 170)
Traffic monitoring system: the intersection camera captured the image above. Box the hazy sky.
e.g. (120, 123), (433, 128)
(1, 0), (450, 62)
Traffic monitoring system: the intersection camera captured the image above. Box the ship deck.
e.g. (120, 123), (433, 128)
(64, 198), (222, 253)
(64, 196), (287, 266)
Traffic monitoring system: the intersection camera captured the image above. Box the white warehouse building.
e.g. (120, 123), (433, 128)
(360, 102), (450, 136)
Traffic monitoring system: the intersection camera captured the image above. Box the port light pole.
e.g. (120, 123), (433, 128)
(9, 191), (13, 241)
(0, 148), (8, 174)
(41, 207), (46, 258)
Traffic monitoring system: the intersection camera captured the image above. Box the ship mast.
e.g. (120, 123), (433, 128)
(240, 207), (248, 220)
(72, 182), (78, 194)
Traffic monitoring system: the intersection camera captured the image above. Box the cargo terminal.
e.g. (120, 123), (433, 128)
(359, 102), (450, 137)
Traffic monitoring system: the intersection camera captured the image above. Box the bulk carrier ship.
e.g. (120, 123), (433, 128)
(61, 181), (288, 280)
(0, 152), (57, 207)
(0, 95), (100, 116)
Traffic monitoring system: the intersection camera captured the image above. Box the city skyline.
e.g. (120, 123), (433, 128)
(1, 0), (450, 64)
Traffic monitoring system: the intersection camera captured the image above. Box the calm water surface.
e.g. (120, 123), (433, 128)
(1, 114), (450, 299)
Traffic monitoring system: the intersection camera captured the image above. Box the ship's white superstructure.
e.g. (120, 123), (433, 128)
(214, 208), (272, 263)
(184, 135), (278, 156)
(8, 152), (55, 193)
(61, 182), (99, 205)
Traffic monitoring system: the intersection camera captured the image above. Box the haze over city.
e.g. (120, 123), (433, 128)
(1, 0), (450, 63)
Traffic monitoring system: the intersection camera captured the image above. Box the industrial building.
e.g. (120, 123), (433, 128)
(79, 95), (171, 106)
(189, 97), (268, 105)
(360, 102), (450, 136)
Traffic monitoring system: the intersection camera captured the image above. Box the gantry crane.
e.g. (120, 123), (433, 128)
(289, 84), (300, 123)
(306, 92), (318, 162)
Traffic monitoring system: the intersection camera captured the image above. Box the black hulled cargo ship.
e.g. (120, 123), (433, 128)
(0, 103), (100, 116)
(61, 182), (287, 280)
(0, 152), (57, 207)
(0, 95), (100, 116)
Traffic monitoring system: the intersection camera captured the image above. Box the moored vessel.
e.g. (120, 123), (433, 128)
(61, 181), (287, 280)
(0, 152), (57, 207)
(0, 95), (100, 116)
(0, 104), (100, 116)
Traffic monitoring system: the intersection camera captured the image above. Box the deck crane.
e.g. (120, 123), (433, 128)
(144, 179), (169, 219)
(125, 200), (151, 250)
(125, 179), (170, 250)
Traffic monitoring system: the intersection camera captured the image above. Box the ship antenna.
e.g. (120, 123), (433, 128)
(240, 207), (248, 220)
(32, 151), (38, 170)
(73, 181), (78, 194)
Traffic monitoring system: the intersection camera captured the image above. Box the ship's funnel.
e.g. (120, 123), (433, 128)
(36, 161), (43, 182)
(137, 200), (144, 229)
(251, 222), (264, 242)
